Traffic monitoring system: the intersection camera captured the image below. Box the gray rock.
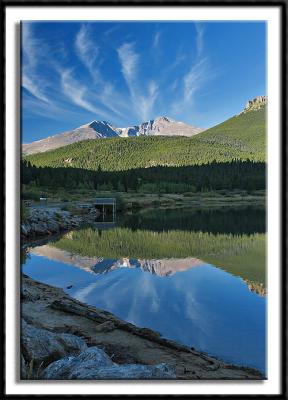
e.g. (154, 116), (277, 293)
(25, 224), (32, 233)
(77, 347), (114, 365)
(32, 222), (48, 235)
(243, 95), (267, 113)
(21, 353), (27, 379)
(95, 321), (115, 333)
(21, 320), (87, 366)
(41, 346), (175, 380)
(38, 221), (48, 231)
(21, 224), (28, 236)
(21, 287), (40, 302)
(41, 347), (114, 379)
(69, 362), (176, 380)
(41, 356), (80, 379)
(46, 220), (60, 232)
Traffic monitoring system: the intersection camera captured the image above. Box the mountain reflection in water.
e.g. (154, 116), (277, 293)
(22, 207), (266, 373)
(31, 244), (203, 276)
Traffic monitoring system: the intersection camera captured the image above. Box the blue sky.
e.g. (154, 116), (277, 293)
(21, 21), (266, 143)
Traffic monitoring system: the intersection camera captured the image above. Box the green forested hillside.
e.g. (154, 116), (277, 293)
(197, 107), (266, 155)
(25, 108), (266, 171)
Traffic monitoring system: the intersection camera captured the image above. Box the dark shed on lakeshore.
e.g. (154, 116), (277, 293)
(94, 198), (116, 215)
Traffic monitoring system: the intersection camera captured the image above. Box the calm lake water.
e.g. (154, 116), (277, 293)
(22, 207), (266, 374)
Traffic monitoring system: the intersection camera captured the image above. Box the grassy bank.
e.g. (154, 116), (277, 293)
(22, 184), (265, 210)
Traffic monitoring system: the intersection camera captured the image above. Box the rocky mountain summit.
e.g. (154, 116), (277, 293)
(117, 116), (203, 138)
(22, 116), (203, 155)
(22, 121), (119, 156)
(243, 96), (267, 113)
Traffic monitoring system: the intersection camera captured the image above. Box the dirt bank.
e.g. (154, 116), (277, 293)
(21, 275), (264, 380)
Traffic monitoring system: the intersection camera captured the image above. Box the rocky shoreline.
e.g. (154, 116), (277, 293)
(21, 275), (264, 380)
(21, 206), (98, 240)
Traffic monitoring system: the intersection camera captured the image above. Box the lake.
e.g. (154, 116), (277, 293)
(21, 207), (266, 374)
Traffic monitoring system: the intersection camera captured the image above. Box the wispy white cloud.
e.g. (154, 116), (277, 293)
(167, 53), (187, 72)
(137, 81), (159, 122)
(171, 23), (211, 115)
(183, 58), (208, 103)
(22, 23), (51, 103)
(117, 42), (159, 121)
(22, 24), (125, 124)
(170, 79), (179, 93)
(75, 24), (100, 80)
(153, 31), (161, 48)
(195, 23), (204, 56)
(22, 23), (37, 69)
(74, 25), (129, 120)
(22, 94), (80, 122)
(96, 83), (129, 119)
(23, 21), (216, 132)
(22, 75), (50, 103)
(60, 68), (114, 120)
(103, 25), (120, 37)
(117, 42), (139, 84)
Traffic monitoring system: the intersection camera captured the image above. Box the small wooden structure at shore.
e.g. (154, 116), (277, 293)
(94, 198), (116, 215)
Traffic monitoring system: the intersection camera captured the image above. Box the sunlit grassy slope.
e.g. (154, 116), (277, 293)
(197, 107), (266, 156)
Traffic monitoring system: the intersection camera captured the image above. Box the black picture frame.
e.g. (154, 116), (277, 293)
(1, 0), (286, 398)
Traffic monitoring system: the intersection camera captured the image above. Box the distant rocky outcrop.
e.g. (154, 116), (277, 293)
(22, 116), (203, 155)
(244, 279), (267, 297)
(243, 96), (267, 113)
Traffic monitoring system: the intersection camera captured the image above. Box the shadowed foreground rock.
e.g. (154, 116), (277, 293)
(21, 275), (264, 380)
(21, 319), (87, 367)
(41, 347), (175, 380)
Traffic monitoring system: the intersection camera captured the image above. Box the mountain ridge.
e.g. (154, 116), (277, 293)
(25, 104), (266, 171)
(22, 116), (203, 156)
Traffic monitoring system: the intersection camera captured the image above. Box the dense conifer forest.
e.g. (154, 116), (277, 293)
(22, 159), (265, 193)
(22, 107), (266, 194)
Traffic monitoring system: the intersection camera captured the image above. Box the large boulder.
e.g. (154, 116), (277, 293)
(41, 346), (175, 380)
(41, 347), (114, 379)
(21, 320), (87, 367)
(46, 220), (60, 233)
